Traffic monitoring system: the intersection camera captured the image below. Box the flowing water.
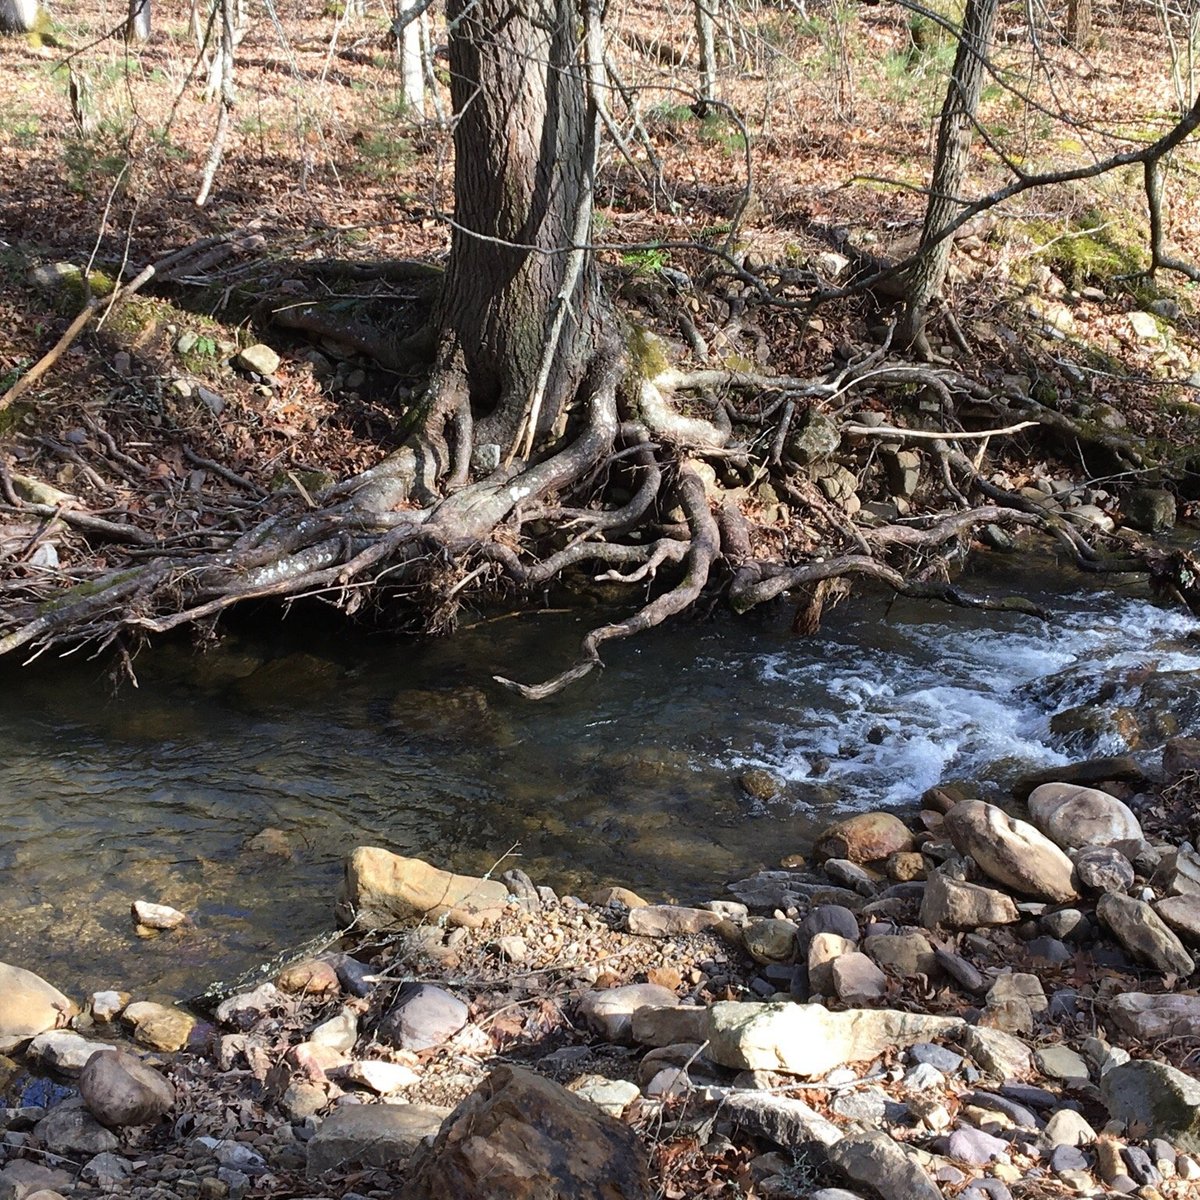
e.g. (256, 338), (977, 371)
(1, 549), (1198, 999)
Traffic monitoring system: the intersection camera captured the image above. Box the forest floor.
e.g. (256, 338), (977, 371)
(1, 0), (1199, 615)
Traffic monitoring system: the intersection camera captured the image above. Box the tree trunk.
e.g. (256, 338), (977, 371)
(0, 0), (38, 33)
(435, 0), (606, 457)
(1066, 0), (1091, 47)
(898, 0), (1000, 354)
(695, 0), (717, 105)
(126, 0), (151, 42)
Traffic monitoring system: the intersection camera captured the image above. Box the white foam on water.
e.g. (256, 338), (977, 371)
(722, 593), (1200, 810)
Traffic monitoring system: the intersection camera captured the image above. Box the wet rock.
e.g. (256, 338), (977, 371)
(1101, 1060), (1200, 1153)
(1097, 892), (1194, 975)
(943, 801), (1077, 902)
(276, 959), (341, 996)
(579, 984), (677, 1044)
(628, 905), (732, 938)
(1125, 488), (1176, 533)
(827, 1130), (942, 1200)
(34, 1097), (120, 1156)
(122, 1001), (196, 1052)
(740, 768), (781, 801)
(959, 1026), (1034, 1079)
(379, 984), (468, 1051)
(89, 991), (128, 1022)
(1014, 755), (1147, 800)
(722, 1090), (842, 1148)
(1074, 846), (1135, 893)
(400, 1065), (651, 1199)
(77, 1046), (175, 1128)
(1164, 737), (1200, 780)
(742, 918), (799, 963)
(832, 954), (887, 1004)
(306, 1103), (449, 1175)
(235, 344), (281, 376)
(337, 848), (508, 929)
(814, 813), (914, 865)
(705, 1001), (962, 1077)
(920, 871), (1019, 929)
(0, 962), (74, 1052)
(131, 900), (189, 931)
(243, 826), (293, 859)
(1027, 783), (1142, 849)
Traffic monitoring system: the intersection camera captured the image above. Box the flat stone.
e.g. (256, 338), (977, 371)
(706, 1001), (962, 1078)
(1035, 1046), (1089, 1082)
(1097, 892), (1194, 975)
(630, 1004), (707, 1047)
(827, 1130), (942, 1200)
(306, 1102), (449, 1175)
(1155, 894), (1200, 943)
(570, 1075), (640, 1117)
(121, 1001), (196, 1052)
(959, 1026), (1034, 1080)
(948, 1126), (1010, 1164)
(215, 983), (283, 1028)
(832, 953), (887, 1004)
(627, 905), (731, 937)
(909, 1042), (964, 1073)
(131, 900), (189, 930)
(920, 872), (1019, 930)
(26, 1030), (117, 1075)
(34, 1098), (120, 1156)
(80, 1151), (133, 1186)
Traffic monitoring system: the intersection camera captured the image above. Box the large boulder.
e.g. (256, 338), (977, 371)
(1101, 1060), (1200, 1152)
(1108, 993), (1200, 1041)
(943, 800), (1077, 902)
(1027, 783), (1142, 850)
(814, 813), (914, 865)
(307, 1103), (450, 1175)
(79, 1050), (174, 1128)
(705, 1001), (962, 1077)
(0, 962), (75, 1052)
(337, 848), (509, 929)
(400, 1065), (651, 1199)
(1097, 893), (1194, 976)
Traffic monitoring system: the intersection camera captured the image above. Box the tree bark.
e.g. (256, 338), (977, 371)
(1066, 0), (1091, 47)
(435, 0), (606, 456)
(126, 0), (151, 41)
(898, 0), (1000, 354)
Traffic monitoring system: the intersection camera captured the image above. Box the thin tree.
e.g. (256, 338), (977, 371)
(0, 0), (38, 33)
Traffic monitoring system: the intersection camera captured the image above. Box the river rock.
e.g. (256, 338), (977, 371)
(131, 900), (189, 930)
(1036, 1045), (1089, 1082)
(400, 1065), (651, 1199)
(1097, 892), (1194, 975)
(959, 1026), (1034, 1079)
(729, 872), (864, 911)
(863, 932), (936, 978)
(743, 917), (800, 963)
(1027, 783), (1142, 850)
(1125, 488), (1176, 533)
(90, 991), (128, 1022)
(920, 871), (1019, 929)
(1155, 895), (1200, 943)
(216, 982), (284, 1028)
(306, 1102), (449, 1175)
(1154, 846), (1200, 896)
(1164, 737), (1200, 779)
(801, 904), (861, 946)
(310, 1007), (358, 1053)
(1108, 992), (1200, 1041)
(79, 1049), (174, 1128)
(1074, 846), (1135, 893)
(943, 801), (1077, 902)
(814, 813), (914, 865)
(235, 343), (281, 376)
(705, 1001), (962, 1077)
(122, 1001), (196, 1052)
(630, 1005), (707, 1047)
(827, 1130), (942, 1200)
(0, 962), (74, 1052)
(722, 1091), (843, 1149)
(26, 1030), (117, 1075)
(345, 1059), (422, 1094)
(627, 905), (730, 938)
(832, 953), (887, 1004)
(1102, 1060), (1200, 1151)
(0, 1163), (73, 1199)
(590, 886), (647, 909)
(809, 932), (856, 994)
(886, 851), (928, 882)
(34, 1098), (120, 1156)
(379, 984), (468, 1051)
(579, 984), (677, 1044)
(1043, 1108), (1096, 1147)
(276, 958), (341, 995)
(337, 848), (508, 929)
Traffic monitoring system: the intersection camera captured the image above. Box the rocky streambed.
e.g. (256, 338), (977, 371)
(5, 744), (1200, 1199)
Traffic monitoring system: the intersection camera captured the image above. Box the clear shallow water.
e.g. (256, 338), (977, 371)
(0, 550), (1197, 998)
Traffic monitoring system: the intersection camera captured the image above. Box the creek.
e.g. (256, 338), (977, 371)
(1, 547), (1197, 998)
